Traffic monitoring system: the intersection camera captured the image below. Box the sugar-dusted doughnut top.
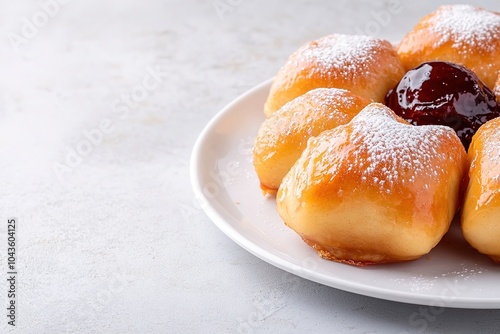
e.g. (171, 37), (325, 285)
(397, 5), (500, 89)
(429, 4), (500, 53)
(466, 117), (500, 208)
(264, 34), (404, 116)
(288, 103), (464, 200)
(292, 34), (385, 80)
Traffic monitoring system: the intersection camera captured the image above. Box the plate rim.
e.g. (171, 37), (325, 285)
(190, 78), (500, 309)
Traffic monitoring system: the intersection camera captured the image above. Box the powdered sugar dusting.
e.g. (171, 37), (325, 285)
(495, 81), (500, 97)
(472, 119), (500, 191)
(279, 88), (356, 116)
(430, 5), (500, 53)
(290, 103), (466, 200)
(294, 104), (462, 197)
(270, 88), (361, 140)
(294, 34), (385, 79)
(480, 122), (500, 164)
(347, 104), (458, 193)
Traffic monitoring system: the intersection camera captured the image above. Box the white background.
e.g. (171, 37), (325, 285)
(0, 0), (500, 333)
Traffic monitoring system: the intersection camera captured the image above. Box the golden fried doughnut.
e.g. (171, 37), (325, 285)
(277, 103), (467, 265)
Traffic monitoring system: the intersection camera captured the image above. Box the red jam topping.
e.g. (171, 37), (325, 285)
(385, 61), (500, 149)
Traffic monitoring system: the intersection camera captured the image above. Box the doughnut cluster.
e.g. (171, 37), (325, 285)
(253, 5), (500, 265)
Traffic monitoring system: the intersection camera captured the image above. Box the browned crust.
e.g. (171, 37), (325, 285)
(301, 236), (420, 267)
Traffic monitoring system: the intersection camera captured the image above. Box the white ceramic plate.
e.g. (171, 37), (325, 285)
(190, 79), (500, 309)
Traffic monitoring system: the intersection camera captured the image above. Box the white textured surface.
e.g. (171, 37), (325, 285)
(0, 0), (500, 333)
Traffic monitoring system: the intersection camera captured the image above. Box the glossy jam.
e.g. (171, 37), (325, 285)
(385, 61), (500, 149)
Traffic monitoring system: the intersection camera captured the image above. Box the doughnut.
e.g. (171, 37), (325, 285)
(253, 88), (370, 195)
(263, 34), (405, 117)
(276, 103), (467, 266)
(462, 117), (500, 263)
(397, 4), (500, 89)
